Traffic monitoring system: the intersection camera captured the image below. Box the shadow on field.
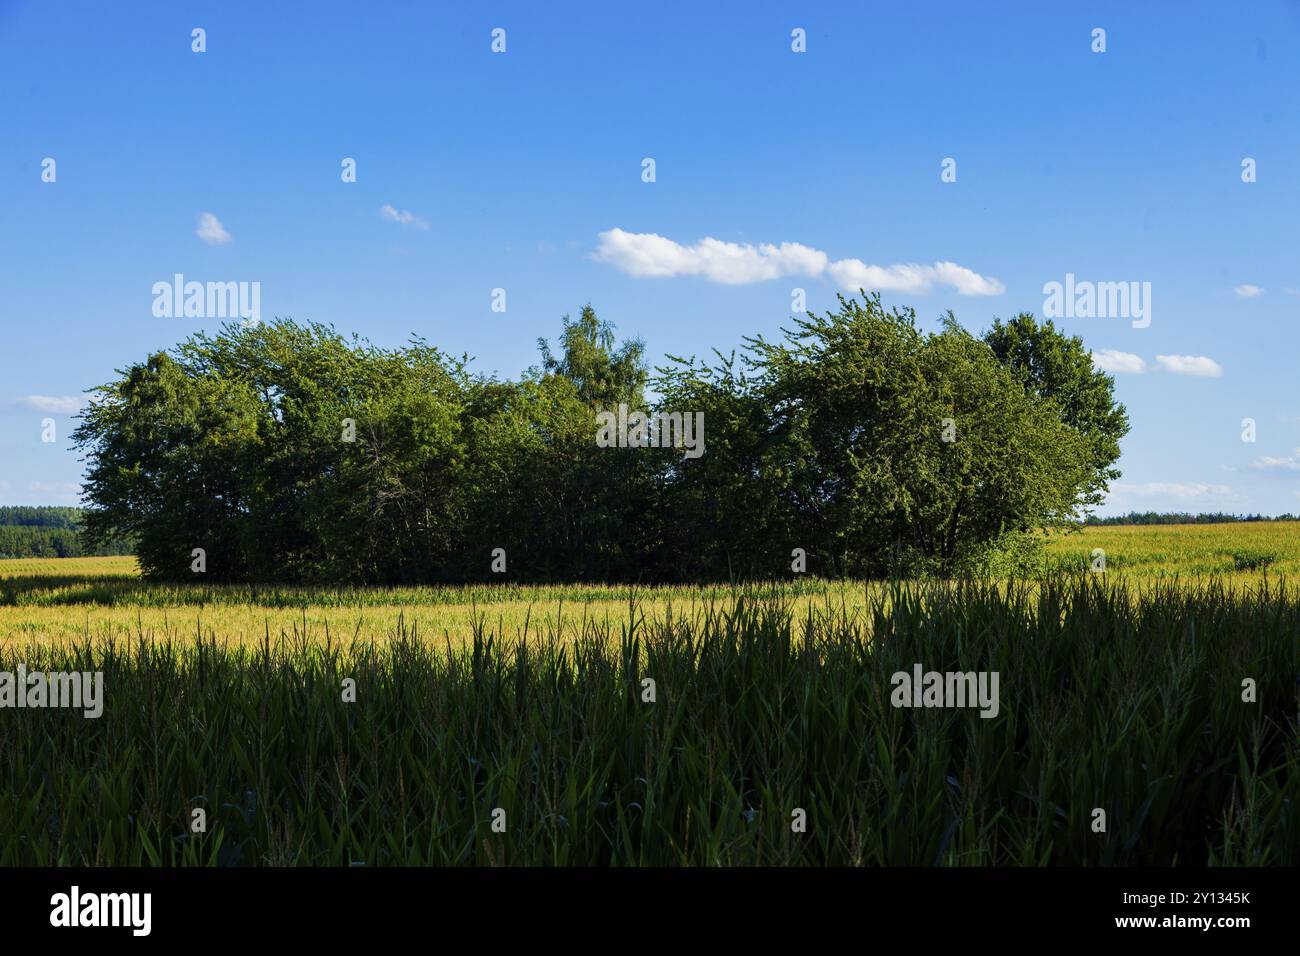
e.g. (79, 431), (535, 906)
(1, 575), (1295, 866)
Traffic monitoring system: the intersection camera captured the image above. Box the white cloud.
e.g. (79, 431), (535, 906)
(1155, 354), (1223, 377)
(1089, 351), (1224, 377)
(196, 212), (232, 245)
(25, 481), (81, 502)
(825, 259), (930, 293)
(1234, 284), (1264, 298)
(12, 395), (82, 414)
(1111, 481), (1236, 501)
(380, 204), (430, 230)
(1284, 287), (1300, 296)
(593, 229), (825, 284)
(1091, 349), (1146, 374)
(592, 228), (1003, 295)
(1251, 450), (1300, 472)
(826, 259), (1005, 295)
(930, 261), (1006, 296)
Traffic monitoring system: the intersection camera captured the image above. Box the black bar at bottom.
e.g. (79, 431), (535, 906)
(0, 866), (1285, 942)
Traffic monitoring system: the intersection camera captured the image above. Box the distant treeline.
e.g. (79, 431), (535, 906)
(0, 506), (82, 528)
(0, 506), (133, 558)
(1085, 512), (1299, 526)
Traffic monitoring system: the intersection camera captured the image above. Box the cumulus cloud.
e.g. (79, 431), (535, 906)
(20, 481), (82, 505)
(592, 229), (826, 284)
(1155, 354), (1223, 377)
(1091, 349), (1146, 374)
(928, 261), (1006, 296)
(1234, 284), (1264, 298)
(592, 229), (1003, 295)
(826, 259), (1006, 295)
(380, 204), (430, 230)
(1251, 450), (1300, 472)
(1087, 352), (1223, 378)
(26, 481), (81, 496)
(12, 395), (82, 414)
(1110, 481), (1236, 501)
(196, 212), (232, 245)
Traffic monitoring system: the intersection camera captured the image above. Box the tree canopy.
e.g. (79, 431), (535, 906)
(73, 296), (1127, 582)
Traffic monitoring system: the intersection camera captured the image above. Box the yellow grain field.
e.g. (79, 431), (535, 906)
(1, 522), (1296, 645)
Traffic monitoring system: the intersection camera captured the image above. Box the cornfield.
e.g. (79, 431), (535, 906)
(1, 575), (1294, 866)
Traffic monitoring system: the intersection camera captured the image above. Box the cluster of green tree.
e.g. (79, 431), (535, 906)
(73, 296), (1128, 583)
(0, 525), (85, 558)
(1085, 512), (1299, 525)
(0, 507), (133, 558)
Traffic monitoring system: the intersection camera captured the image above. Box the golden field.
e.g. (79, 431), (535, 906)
(0, 522), (1297, 645)
(1045, 521), (1300, 576)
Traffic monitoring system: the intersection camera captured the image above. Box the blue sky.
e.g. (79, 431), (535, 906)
(3, 0), (1300, 516)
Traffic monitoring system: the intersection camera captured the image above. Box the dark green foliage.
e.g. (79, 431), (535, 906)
(659, 298), (1096, 578)
(537, 304), (647, 408)
(1232, 550), (1278, 572)
(0, 526), (84, 558)
(983, 314), (1130, 512)
(73, 298), (1124, 584)
(0, 577), (1294, 865)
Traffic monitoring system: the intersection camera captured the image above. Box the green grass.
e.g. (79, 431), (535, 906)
(1, 575), (1294, 865)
